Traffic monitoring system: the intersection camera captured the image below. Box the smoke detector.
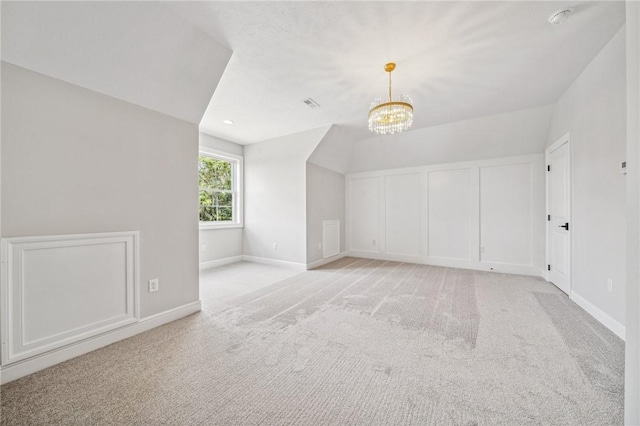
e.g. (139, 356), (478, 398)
(548, 9), (573, 24)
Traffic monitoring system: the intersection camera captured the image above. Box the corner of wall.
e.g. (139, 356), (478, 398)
(625, 1), (640, 423)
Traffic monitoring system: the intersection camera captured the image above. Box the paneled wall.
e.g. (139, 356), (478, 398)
(2, 63), (200, 381)
(1, 232), (138, 365)
(346, 155), (544, 276)
(2, 63), (199, 319)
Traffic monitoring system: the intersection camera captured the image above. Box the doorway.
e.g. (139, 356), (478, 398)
(546, 133), (571, 295)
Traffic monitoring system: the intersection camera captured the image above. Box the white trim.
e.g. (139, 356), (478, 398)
(1, 231), (140, 365)
(199, 146), (243, 162)
(346, 251), (543, 277)
(199, 223), (243, 230)
(545, 133), (571, 292)
(0, 301), (201, 384)
(571, 291), (625, 340)
(241, 255), (307, 272)
(198, 146), (244, 229)
(199, 255), (243, 270)
(346, 154), (544, 275)
(307, 252), (347, 270)
(546, 132), (571, 153)
(347, 154), (541, 180)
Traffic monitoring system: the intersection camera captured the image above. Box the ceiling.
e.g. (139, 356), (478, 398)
(2, 2), (626, 145)
(1, 1), (231, 124)
(169, 1), (625, 144)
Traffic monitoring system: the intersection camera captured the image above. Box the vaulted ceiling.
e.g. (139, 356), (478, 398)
(2, 1), (626, 145)
(1, 1), (231, 124)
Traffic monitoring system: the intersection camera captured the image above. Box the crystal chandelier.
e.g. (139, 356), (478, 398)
(368, 62), (413, 135)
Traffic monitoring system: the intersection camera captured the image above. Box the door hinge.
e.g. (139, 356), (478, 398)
(547, 264), (551, 271)
(547, 214), (551, 221)
(547, 165), (551, 172)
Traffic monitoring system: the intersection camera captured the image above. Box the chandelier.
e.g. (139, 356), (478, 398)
(368, 62), (413, 135)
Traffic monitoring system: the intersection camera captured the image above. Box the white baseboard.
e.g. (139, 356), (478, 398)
(199, 255), (242, 270)
(241, 255), (307, 272)
(346, 250), (543, 278)
(307, 252), (347, 270)
(0, 301), (201, 384)
(570, 291), (625, 340)
(347, 250), (421, 264)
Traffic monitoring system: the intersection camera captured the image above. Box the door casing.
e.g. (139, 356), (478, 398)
(545, 132), (572, 294)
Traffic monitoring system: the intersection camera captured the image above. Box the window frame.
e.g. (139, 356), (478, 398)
(198, 146), (243, 230)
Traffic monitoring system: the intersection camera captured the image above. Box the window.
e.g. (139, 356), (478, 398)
(198, 147), (243, 229)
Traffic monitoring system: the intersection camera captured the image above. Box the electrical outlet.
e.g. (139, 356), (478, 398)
(607, 278), (613, 293)
(318, 242), (322, 250)
(372, 240), (376, 246)
(200, 244), (207, 253)
(149, 278), (159, 293)
(272, 243), (277, 250)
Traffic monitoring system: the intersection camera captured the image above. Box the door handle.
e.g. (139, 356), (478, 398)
(558, 223), (569, 231)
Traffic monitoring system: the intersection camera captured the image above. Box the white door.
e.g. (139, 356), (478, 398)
(547, 137), (571, 294)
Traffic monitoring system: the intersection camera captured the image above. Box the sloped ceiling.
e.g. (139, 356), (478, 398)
(307, 125), (356, 175)
(348, 105), (555, 173)
(167, 1), (625, 144)
(1, 1), (232, 124)
(2, 1), (626, 145)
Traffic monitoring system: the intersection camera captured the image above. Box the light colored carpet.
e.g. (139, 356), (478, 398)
(0, 258), (624, 425)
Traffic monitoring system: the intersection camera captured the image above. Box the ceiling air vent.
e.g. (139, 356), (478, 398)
(303, 98), (321, 109)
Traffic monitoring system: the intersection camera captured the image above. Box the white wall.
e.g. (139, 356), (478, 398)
(243, 126), (329, 265)
(200, 132), (243, 156)
(2, 1), (232, 125)
(306, 162), (345, 264)
(547, 26), (627, 329)
(198, 133), (244, 265)
(626, 1), (640, 423)
(307, 124), (355, 174)
(1, 63), (200, 318)
(199, 228), (243, 266)
(346, 155), (545, 276)
(348, 105), (553, 173)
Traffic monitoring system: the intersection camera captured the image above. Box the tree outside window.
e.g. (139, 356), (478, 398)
(199, 155), (234, 222)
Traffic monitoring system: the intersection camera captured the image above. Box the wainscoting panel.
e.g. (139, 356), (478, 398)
(427, 168), (473, 261)
(1, 231), (139, 365)
(346, 155), (544, 277)
(480, 163), (533, 266)
(385, 173), (422, 257)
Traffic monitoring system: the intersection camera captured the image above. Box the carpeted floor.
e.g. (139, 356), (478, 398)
(0, 258), (624, 425)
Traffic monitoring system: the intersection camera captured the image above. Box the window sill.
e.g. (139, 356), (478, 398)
(199, 223), (243, 230)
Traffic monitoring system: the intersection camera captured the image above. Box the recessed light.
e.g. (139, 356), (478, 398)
(223, 119), (234, 125)
(548, 9), (573, 24)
